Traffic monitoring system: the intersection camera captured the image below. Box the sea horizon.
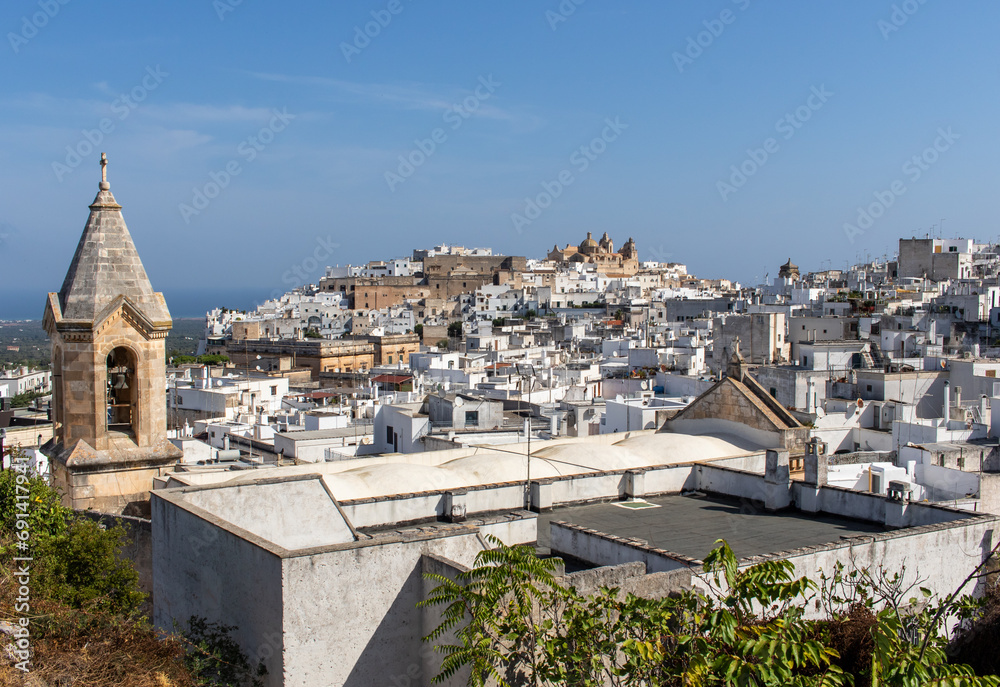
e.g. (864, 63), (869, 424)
(0, 287), (276, 322)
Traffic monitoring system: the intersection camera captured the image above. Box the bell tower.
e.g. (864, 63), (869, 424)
(43, 154), (181, 514)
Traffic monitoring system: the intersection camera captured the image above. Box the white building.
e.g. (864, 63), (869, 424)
(169, 370), (290, 422)
(0, 367), (52, 397)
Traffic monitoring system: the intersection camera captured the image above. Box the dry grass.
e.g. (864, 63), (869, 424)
(0, 573), (195, 687)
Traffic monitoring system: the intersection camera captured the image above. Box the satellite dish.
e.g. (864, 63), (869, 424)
(940, 360), (948, 369)
(857, 398), (864, 408)
(640, 380), (649, 390)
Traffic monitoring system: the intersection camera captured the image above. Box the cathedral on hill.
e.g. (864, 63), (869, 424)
(547, 232), (640, 275)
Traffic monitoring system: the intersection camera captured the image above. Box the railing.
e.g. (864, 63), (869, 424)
(323, 448), (358, 462)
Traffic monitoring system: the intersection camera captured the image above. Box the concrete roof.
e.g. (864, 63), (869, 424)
(800, 340), (868, 348)
(912, 440), (995, 453)
(177, 474), (356, 551)
(537, 492), (885, 561)
(176, 430), (758, 501)
(275, 428), (371, 441)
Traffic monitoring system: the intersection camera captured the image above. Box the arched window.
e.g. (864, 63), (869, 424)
(106, 347), (138, 436)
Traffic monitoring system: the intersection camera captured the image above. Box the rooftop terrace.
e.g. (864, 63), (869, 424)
(536, 492), (886, 562)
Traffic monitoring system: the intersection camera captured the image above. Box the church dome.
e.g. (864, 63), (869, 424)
(778, 258), (800, 279)
(579, 232), (599, 254)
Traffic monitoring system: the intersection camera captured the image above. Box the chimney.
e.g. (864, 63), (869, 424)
(943, 381), (951, 422)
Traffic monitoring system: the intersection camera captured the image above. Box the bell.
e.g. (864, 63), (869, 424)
(114, 373), (128, 390)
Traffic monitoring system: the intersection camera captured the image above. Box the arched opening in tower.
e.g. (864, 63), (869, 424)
(106, 347), (138, 437)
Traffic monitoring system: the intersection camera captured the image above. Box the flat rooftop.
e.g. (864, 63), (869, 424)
(274, 427), (371, 441)
(536, 493), (886, 562)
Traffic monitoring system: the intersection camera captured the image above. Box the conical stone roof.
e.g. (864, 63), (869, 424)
(57, 161), (171, 325)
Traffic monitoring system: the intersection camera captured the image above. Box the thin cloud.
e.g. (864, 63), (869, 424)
(0, 93), (309, 127)
(248, 71), (541, 127)
(141, 103), (281, 124)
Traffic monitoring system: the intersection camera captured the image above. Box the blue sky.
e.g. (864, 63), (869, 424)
(1, 0), (999, 318)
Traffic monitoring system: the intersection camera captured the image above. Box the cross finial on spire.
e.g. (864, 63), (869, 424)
(99, 153), (110, 190)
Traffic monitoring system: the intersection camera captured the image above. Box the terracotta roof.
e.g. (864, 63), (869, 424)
(372, 374), (413, 384)
(302, 391), (338, 400)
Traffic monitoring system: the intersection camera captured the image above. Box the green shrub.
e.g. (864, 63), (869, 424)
(0, 462), (145, 617)
(172, 354), (231, 367)
(0, 463), (69, 543)
(34, 517), (145, 616)
(181, 616), (266, 687)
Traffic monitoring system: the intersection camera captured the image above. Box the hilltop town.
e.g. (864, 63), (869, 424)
(7, 164), (1000, 685)
(9, 1), (1000, 683)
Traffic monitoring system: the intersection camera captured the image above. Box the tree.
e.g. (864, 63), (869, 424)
(10, 390), (46, 408)
(448, 322), (464, 338)
(414, 324), (424, 337)
(170, 354), (230, 367)
(0, 464), (145, 617)
(0, 449), (254, 685)
(421, 537), (1000, 686)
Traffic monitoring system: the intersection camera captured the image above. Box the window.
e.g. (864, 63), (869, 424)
(769, 388), (777, 398)
(270, 385), (278, 395)
(386, 425), (394, 444)
(465, 411), (479, 427)
(387, 355), (393, 364)
(958, 456), (965, 470)
(866, 384), (873, 392)
(176, 395), (183, 405)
